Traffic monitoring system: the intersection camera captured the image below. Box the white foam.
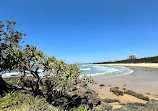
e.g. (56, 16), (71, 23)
(80, 65), (134, 77)
(2, 72), (20, 78)
(92, 65), (99, 68)
(80, 68), (91, 71)
(81, 65), (88, 66)
(103, 68), (134, 78)
(2, 69), (44, 78)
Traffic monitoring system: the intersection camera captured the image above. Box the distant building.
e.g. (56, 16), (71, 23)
(129, 54), (136, 59)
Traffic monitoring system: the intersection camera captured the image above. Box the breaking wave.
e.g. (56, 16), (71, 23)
(79, 65), (133, 77)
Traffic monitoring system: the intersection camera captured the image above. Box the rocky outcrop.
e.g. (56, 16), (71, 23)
(114, 100), (158, 111)
(102, 98), (120, 103)
(110, 87), (149, 101)
(110, 87), (124, 96)
(124, 90), (149, 101)
(65, 85), (112, 110)
(93, 102), (113, 111)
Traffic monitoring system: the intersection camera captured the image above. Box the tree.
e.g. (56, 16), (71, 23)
(0, 21), (84, 107)
(41, 57), (81, 102)
(0, 20), (26, 95)
(10, 45), (46, 96)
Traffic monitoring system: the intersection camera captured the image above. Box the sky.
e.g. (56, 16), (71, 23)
(0, 0), (158, 63)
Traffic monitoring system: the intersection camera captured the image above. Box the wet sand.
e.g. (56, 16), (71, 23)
(89, 66), (158, 108)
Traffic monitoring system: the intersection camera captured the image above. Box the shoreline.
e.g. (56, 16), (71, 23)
(88, 64), (158, 109)
(91, 63), (158, 69)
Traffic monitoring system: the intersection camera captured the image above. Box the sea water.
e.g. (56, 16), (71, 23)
(1, 67), (43, 78)
(79, 65), (133, 77)
(1, 65), (133, 78)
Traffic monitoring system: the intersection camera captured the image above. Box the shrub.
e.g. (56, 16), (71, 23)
(70, 105), (87, 111)
(0, 91), (55, 111)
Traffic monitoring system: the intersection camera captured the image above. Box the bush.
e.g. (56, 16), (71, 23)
(0, 91), (55, 111)
(70, 105), (87, 111)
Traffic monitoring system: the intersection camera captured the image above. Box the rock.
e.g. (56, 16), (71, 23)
(52, 97), (68, 107)
(114, 100), (158, 111)
(65, 84), (102, 110)
(145, 93), (150, 95)
(102, 98), (120, 103)
(122, 88), (126, 91)
(100, 84), (105, 87)
(93, 102), (113, 111)
(84, 90), (101, 107)
(91, 98), (101, 106)
(124, 90), (149, 101)
(110, 87), (124, 96)
(100, 102), (113, 111)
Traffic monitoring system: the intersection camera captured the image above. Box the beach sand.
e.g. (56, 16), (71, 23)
(100, 63), (158, 68)
(89, 64), (158, 109)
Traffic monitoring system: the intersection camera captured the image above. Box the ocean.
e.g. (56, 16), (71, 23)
(79, 65), (133, 77)
(1, 65), (133, 78)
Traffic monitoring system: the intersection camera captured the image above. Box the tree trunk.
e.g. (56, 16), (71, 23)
(0, 76), (15, 96)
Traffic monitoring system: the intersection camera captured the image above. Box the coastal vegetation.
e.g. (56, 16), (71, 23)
(0, 91), (56, 111)
(94, 56), (158, 64)
(0, 21), (92, 109)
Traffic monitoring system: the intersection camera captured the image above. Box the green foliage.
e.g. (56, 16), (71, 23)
(96, 56), (158, 64)
(54, 61), (80, 88)
(85, 75), (95, 84)
(0, 20), (26, 73)
(70, 105), (87, 111)
(0, 91), (55, 111)
(43, 57), (81, 91)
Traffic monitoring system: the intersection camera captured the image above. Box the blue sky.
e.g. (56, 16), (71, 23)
(1, 0), (158, 63)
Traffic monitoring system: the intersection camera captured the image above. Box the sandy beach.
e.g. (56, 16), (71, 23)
(99, 63), (158, 68)
(89, 63), (158, 109)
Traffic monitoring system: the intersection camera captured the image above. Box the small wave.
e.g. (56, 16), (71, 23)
(81, 65), (88, 66)
(79, 65), (134, 77)
(3, 72), (20, 76)
(92, 66), (99, 68)
(88, 73), (105, 76)
(103, 69), (134, 78)
(83, 69), (134, 77)
(80, 68), (91, 71)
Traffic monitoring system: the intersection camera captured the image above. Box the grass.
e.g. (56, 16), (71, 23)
(0, 91), (55, 111)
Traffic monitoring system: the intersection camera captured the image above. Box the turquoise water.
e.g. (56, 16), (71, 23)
(1, 66), (43, 78)
(79, 65), (133, 77)
(2, 65), (133, 78)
